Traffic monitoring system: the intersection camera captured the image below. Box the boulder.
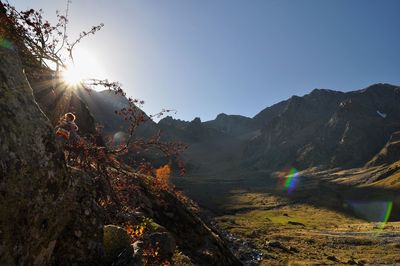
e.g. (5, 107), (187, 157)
(103, 225), (132, 265)
(148, 231), (176, 260)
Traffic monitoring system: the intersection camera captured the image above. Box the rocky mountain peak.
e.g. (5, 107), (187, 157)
(190, 117), (202, 124)
(216, 113), (229, 120)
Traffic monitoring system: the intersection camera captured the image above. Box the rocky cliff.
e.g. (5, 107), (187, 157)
(0, 46), (94, 265)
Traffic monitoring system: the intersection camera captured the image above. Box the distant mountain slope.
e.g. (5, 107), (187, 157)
(244, 84), (400, 171)
(74, 82), (400, 177)
(75, 88), (158, 138)
(158, 116), (248, 175)
(204, 113), (261, 140)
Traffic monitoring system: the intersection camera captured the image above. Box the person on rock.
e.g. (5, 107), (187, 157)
(56, 112), (79, 143)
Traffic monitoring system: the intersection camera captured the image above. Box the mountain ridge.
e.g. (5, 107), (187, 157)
(76, 83), (400, 178)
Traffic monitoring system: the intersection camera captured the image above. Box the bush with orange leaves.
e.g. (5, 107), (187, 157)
(125, 221), (147, 243)
(154, 164), (171, 190)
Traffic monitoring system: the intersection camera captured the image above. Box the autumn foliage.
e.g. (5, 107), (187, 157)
(155, 164), (171, 189)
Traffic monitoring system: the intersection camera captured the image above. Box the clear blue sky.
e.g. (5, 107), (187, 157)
(11, 0), (400, 121)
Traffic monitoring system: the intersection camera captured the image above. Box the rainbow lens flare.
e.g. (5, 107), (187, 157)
(379, 201), (393, 229)
(278, 167), (300, 193)
(285, 168), (299, 193)
(0, 37), (13, 50)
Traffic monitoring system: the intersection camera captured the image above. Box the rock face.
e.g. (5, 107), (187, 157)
(51, 168), (104, 265)
(0, 46), (104, 265)
(245, 84), (400, 171)
(0, 47), (72, 264)
(367, 131), (400, 167)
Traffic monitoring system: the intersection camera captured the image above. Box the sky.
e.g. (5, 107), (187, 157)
(10, 0), (400, 122)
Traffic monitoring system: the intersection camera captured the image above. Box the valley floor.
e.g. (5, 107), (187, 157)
(173, 172), (400, 265)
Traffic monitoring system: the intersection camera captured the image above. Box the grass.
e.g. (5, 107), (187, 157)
(175, 171), (400, 265)
(216, 192), (400, 265)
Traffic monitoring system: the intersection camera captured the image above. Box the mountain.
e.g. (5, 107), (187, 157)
(245, 84), (400, 171)
(75, 88), (158, 138)
(79, 83), (400, 178)
(158, 116), (248, 175)
(204, 113), (261, 140)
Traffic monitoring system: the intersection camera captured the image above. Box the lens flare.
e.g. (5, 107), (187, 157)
(0, 37), (13, 50)
(285, 168), (299, 193)
(277, 167), (300, 193)
(380, 201), (393, 229)
(112, 131), (127, 145)
(347, 200), (393, 230)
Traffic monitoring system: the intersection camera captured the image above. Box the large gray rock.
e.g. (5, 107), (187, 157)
(103, 225), (132, 265)
(0, 47), (72, 264)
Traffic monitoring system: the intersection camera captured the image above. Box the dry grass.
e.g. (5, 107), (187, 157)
(176, 165), (400, 265)
(216, 192), (400, 265)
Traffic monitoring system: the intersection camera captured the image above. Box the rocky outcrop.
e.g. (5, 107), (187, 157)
(367, 131), (400, 167)
(136, 179), (243, 266)
(0, 46), (104, 265)
(0, 47), (73, 265)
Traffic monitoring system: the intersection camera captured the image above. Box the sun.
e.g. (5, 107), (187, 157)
(62, 65), (83, 85)
(61, 46), (106, 87)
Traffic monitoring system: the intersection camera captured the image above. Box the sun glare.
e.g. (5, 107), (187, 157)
(62, 66), (83, 85)
(61, 46), (106, 87)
